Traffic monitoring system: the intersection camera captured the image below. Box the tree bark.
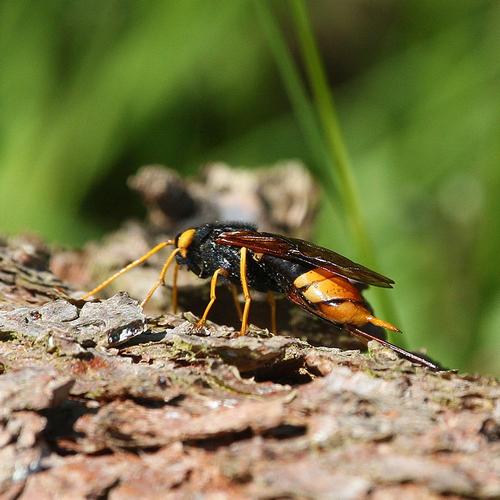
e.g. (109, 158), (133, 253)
(0, 236), (499, 500)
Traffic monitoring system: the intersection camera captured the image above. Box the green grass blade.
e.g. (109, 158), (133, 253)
(289, 0), (370, 259)
(258, 0), (404, 345)
(253, 1), (336, 195)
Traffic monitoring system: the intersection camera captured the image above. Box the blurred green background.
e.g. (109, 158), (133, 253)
(1, 0), (498, 375)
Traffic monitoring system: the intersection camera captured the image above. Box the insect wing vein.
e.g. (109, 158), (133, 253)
(217, 230), (394, 288)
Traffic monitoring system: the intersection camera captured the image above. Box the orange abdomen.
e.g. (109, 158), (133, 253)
(293, 268), (399, 331)
(293, 268), (362, 303)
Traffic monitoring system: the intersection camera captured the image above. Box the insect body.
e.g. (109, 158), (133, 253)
(83, 222), (439, 370)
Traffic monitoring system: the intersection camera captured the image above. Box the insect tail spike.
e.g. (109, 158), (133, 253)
(367, 315), (400, 332)
(346, 325), (440, 371)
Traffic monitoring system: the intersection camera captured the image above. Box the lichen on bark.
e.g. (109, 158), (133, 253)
(0, 237), (499, 499)
(1, 164), (499, 498)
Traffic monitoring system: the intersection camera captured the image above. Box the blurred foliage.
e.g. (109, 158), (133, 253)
(0, 0), (498, 375)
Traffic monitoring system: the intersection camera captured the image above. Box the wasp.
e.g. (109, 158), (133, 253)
(82, 222), (439, 370)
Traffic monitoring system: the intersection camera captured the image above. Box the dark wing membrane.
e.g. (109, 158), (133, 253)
(216, 230), (394, 288)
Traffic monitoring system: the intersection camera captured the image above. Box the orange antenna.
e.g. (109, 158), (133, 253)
(81, 240), (174, 300)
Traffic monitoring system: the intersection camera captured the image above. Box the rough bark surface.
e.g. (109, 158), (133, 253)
(1, 164), (499, 499)
(0, 238), (499, 500)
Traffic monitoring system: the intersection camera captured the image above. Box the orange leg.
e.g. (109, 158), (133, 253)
(141, 248), (181, 308)
(267, 291), (277, 334)
(239, 247), (251, 336)
(229, 283), (243, 320)
(196, 268), (226, 328)
(171, 262), (179, 314)
(81, 240), (174, 300)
